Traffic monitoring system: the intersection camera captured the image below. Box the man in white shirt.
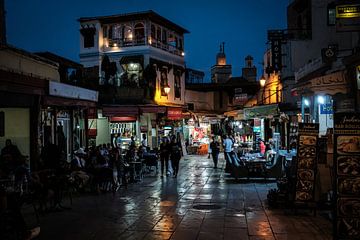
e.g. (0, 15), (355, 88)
(223, 135), (233, 173)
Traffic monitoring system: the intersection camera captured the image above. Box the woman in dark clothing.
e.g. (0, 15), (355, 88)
(210, 136), (220, 168)
(169, 135), (182, 178)
(159, 137), (170, 177)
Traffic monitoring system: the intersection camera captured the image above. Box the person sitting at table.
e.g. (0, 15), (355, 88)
(1, 139), (22, 177)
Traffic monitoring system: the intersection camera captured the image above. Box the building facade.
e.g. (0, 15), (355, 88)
(78, 11), (188, 149)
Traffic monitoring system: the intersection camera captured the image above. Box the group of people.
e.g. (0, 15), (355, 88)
(159, 134), (182, 178)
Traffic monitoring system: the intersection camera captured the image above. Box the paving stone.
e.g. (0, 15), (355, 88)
(26, 155), (332, 240)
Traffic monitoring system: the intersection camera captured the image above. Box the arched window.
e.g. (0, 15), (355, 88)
(162, 30), (167, 45)
(178, 38), (183, 51)
(113, 24), (121, 40)
(156, 27), (161, 43)
(123, 25), (133, 44)
(151, 24), (156, 39)
(134, 22), (145, 44)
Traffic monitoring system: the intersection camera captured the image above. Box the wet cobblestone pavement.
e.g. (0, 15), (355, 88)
(30, 155), (332, 239)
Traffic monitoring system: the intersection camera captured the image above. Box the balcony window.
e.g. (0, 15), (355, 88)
(178, 38), (183, 51)
(134, 22), (145, 45)
(113, 24), (122, 40)
(123, 25), (133, 44)
(160, 67), (168, 96)
(162, 30), (167, 45)
(103, 26), (108, 38)
(168, 33), (176, 48)
(157, 27), (161, 43)
(150, 24), (156, 44)
(174, 70), (181, 99)
(80, 27), (96, 48)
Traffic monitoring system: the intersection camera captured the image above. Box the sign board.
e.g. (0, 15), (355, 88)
(320, 104), (334, 114)
(336, 4), (360, 18)
(167, 108), (182, 120)
(234, 88), (242, 94)
(233, 93), (248, 105)
(334, 112), (360, 240)
(294, 123), (319, 205)
(268, 30), (284, 72)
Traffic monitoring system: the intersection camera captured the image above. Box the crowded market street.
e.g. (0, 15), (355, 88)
(25, 155), (332, 240)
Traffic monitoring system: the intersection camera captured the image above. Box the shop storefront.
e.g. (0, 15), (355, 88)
(243, 104), (280, 151)
(42, 81), (98, 161)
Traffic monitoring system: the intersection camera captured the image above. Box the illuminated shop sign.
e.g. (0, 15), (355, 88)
(336, 4), (360, 18)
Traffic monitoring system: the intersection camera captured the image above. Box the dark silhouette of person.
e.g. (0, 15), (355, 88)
(210, 136), (220, 168)
(40, 137), (61, 170)
(169, 135), (182, 178)
(159, 137), (170, 177)
(0, 139), (22, 176)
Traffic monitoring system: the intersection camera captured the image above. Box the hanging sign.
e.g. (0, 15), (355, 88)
(320, 104), (333, 114)
(294, 123), (319, 205)
(334, 112), (360, 240)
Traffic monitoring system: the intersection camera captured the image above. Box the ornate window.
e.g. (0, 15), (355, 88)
(160, 67), (168, 96)
(150, 24), (156, 44)
(123, 25), (133, 44)
(156, 27), (161, 43)
(134, 22), (145, 44)
(174, 70), (181, 99)
(162, 29), (167, 45)
(80, 27), (96, 48)
(113, 24), (122, 41)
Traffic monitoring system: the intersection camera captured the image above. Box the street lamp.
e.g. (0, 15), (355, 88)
(164, 84), (171, 95)
(259, 75), (266, 87)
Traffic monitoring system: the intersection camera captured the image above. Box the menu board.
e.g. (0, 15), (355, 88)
(294, 123), (319, 204)
(334, 113), (360, 240)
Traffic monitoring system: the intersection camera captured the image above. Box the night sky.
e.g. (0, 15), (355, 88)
(5, 0), (288, 80)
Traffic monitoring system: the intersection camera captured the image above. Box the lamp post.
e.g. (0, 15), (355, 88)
(259, 75), (266, 104)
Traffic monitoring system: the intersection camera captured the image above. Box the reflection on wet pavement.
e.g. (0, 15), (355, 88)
(34, 155), (332, 240)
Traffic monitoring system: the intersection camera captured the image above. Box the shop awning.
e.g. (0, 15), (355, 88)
(224, 109), (244, 120)
(102, 106), (139, 117)
(140, 105), (167, 113)
(244, 104), (279, 120)
(110, 116), (137, 122)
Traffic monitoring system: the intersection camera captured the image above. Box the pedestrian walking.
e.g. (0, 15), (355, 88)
(223, 135), (233, 173)
(169, 135), (182, 178)
(210, 136), (220, 168)
(159, 137), (170, 177)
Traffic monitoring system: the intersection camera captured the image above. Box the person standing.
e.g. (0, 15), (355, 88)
(210, 136), (220, 169)
(223, 135), (233, 173)
(0, 139), (22, 176)
(159, 137), (170, 177)
(169, 135), (182, 178)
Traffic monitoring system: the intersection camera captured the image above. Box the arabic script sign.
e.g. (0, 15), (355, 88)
(311, 71), (345, 87)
